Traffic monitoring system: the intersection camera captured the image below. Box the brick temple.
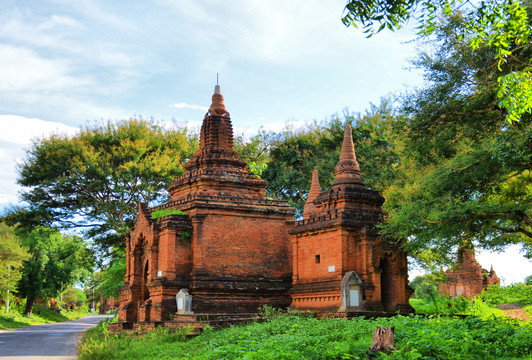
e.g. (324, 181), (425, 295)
(118, 85), (413, 323)
(290, 126), (412, 313)
(439, 245), (499, 298)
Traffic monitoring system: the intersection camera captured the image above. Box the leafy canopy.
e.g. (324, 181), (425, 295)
(263, 100), (404, 216)
(15, 118), (198, 254)
(0, 223), (30, 304)
(342, 0), (532, 124)
(16, 227), (94, 315)
(382, 13), (532, 262)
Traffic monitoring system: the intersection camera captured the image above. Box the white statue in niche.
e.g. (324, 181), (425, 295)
(339, 271), (364, 311)
(176, 289), (194, 315)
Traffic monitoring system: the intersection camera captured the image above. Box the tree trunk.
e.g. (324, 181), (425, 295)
(24, 296), (35, 316)
(6, 265), (10, 314)
(369, 326), (395, 353)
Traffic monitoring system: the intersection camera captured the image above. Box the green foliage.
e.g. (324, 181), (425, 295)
(525, 275), (532, 285)
(342, 0), (532, 123)
(258, 304), (286, 320)
(0, 223), (30, 305)
(409, 273), (444, 312)
(247, 161), (267, 178)
(79, 313), (532, 359)
(13, 118), (198, 254)
(0, 302), (87, 329)
(382, 13), (532, 263)
(410, 282), (532, 318)
(151, 208), (187, 219)
(410, 295), (507, 318)
(79, 320), (194, 360)
(481, 283), (532, 305)
(234, 130), (275, 178)
(92, 250), (126, 301)
(263, 100), (402, 216)
(16, 227), (94, 315)
(498, 70), (532, 123)
(180, 231), (191, 243)
(60, 286), (87, 307)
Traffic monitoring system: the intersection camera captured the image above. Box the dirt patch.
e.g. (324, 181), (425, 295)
(497, 303), (530, 321)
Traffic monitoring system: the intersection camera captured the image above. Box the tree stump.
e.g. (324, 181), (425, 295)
(369, 326), (395, 353)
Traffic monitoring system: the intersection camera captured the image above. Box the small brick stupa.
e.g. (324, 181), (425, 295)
(439, 242), (500, 298)
(118, 84), (295, 322)
(289, 124), (413, 312)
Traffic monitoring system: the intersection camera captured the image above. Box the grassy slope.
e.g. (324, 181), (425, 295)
(79, 285), (532, 359)
(79, 313), (532, 359)
(0, 304), (88, 330)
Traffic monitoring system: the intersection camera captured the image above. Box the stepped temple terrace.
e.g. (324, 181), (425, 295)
(117, 85), (414, 326)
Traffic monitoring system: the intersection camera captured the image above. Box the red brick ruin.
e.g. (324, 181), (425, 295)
(439, 246), (500, 298)
(118, 85), (413, 324)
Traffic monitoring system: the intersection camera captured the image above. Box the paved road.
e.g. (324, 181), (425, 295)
(0, 314), (114, 360)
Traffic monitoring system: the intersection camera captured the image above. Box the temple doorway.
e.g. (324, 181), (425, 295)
(380, 257), (394, 311)
(142, 261), (150, 302)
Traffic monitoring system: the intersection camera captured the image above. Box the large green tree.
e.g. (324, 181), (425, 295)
(17, 227), (94, 315)
(342, 0), (532, 124)
(14, 119), (198, 254)
(382, 14), (532, 263)
(0, 223), (30, 312)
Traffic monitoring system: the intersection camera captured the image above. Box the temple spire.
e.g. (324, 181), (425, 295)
(308, 170), (321, 202)
(339, 123), (357, 162)
(332, 124), (363, 187)
(208, 83), (229, 117)
(195, 83), (235, 152)
(303, 170), (321, 218)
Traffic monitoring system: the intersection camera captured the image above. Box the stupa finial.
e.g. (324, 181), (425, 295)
(339, 124), (357, 162)
(208, 78), (228, 117)
(332, 124), (363, 187)
(303, 169), (321, 218)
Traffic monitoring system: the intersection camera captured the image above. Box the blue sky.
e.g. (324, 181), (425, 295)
(1, 0), (530, 283)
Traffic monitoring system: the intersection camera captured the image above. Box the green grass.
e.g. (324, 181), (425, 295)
(79, 286), (532, 359)
(79, 312), (532, 360)
(409, 296), (506, 318)
(523, 304), (532, 318)
(0, 303), (89, 330)
(410, 284), (532, 318)
(481, 284), (532, 306)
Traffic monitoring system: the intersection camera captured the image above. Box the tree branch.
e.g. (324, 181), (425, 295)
(492, 224), (532, 238)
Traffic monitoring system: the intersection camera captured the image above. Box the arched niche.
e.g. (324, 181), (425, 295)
(340, 271), (364, 311)
(142, 260), (150, 302)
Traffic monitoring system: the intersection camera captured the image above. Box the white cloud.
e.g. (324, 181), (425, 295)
(0, 8), (144, 124)
(171, 103), (208, 111)
(0, 115), (79, 145)
(0, 44), (90, 94)
(0, 11), (84, 51)
(0, 115), (80, 209)
(0, 43), (131, 121)
(160, 0), (415, 67)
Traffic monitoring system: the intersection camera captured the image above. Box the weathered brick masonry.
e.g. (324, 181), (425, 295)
(439, 245), (500, 298)
(290, 124), (412, 313)
(118, 85), (413, 324)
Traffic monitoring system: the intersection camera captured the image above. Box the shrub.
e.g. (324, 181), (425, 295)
(151, 209), (187, 219)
